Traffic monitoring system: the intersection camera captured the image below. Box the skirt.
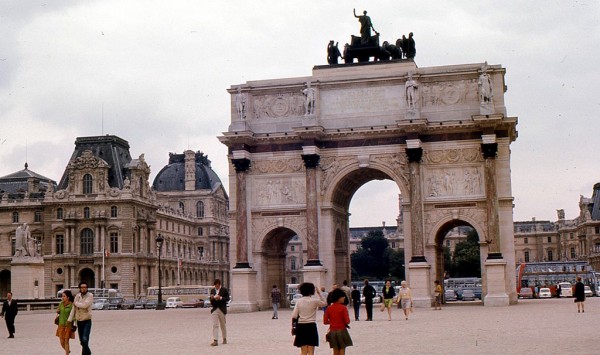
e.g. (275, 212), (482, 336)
(56, 325), (75, 340)
(327, 329), (353, 349)
(401, 299), (412, 310)
(294, 322), (319, 347)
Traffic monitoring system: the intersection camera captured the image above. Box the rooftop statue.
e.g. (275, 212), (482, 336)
(353, 8), (377, 44)
(327, 40), (343, 65)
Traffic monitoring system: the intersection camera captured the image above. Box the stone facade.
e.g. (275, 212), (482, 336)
(0, 135), (229, 299)
(220, 60), (519, 311)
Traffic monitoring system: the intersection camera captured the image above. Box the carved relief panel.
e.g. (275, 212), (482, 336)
(252, 177), (306, 207)
(251, 158), (305, 174)
(424, 166), (483, 198)
(420, 79), (479, 108)
(252, 93), (305, 119)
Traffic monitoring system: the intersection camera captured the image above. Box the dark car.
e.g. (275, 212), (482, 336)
(182, 298), (204, 308)
(121, 299), (136, 310)
(134, 299), (147, 309)
(144, 300), (158, 309)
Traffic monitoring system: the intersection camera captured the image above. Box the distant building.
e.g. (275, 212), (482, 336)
(0, 135), (229, 299)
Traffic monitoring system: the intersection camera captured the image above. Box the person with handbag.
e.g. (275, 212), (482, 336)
(291, 282), (326, 355)
(323, 288), (353, 355)
(56, 290), (76, 355)
(398, 280), (413, 320)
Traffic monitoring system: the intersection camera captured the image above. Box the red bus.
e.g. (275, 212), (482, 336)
(516, 261), (597, 297)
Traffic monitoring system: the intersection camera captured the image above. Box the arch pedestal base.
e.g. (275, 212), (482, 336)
(407, 261), (432, 308)
(228, 268), (258, 313)
(483, 258), (509, 306)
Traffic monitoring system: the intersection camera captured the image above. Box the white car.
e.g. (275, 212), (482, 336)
(538, 288), (552, 298)
(165, 297), (183, 308)
(92, 298), (110, 310)
(584, 286), (593, 297)
(290, 294), (302, 307)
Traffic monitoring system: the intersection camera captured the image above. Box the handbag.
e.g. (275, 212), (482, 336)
(54, 315), (59, 325)
(325, 331), (332, 343)
(291, 317), (299, 336)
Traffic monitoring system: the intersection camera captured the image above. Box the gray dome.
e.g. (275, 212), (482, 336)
(153, 151), (222, 192)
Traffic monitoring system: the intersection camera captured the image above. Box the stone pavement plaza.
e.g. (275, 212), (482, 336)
(2, 298), (598, 355)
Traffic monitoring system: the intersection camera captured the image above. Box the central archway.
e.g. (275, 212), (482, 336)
(79, 268), (95, 288)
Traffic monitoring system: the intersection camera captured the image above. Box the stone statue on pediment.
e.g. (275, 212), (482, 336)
(235, 86), (247, 120)
(14, 223), (31, 257)
(302, 81), (316, 116)
(478, 62), (493, 103)
(405, 72), (419, 111)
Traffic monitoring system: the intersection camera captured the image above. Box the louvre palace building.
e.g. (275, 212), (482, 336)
(0, 135), (229, 299)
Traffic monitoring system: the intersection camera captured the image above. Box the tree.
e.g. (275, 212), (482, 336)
(450, 229), (481, 277)
(351, 230), (390, 279)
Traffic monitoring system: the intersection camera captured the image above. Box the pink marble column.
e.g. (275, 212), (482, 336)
(406, 147), (426, 262)
(302, 154), (321, 266)
(232, 158), (251, 268)
(482, 143), (502, 259)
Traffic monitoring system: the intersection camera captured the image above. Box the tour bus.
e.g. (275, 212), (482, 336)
(57, 287), (124, 309)
(515, 261), (597, 297)
(444, 277), (482, 299)
(286, 284), (300, 302)
(147, 285), (213, 304)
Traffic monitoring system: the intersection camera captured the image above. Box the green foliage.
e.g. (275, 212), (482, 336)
(449, 229), (481, 277)
(351, 230), (404, 280)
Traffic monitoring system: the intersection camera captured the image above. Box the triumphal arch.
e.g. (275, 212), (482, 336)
(219, 60), (518, 311)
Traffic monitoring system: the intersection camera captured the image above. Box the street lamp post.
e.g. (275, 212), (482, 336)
(156, 233), (165, 310)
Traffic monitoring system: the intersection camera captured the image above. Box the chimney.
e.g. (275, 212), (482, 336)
(184, 150), (196, 191)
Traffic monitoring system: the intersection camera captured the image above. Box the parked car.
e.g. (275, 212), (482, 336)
(144, 299), (158, 309)
(584, 285), (593, 297)
(134, 299), (147, 309)
(444, 289), (457, 302)
(166, 297), (184, 308)
(290, 294), (302, 307)
(121, 299), (136, 310)
(182, 298), (204, 308)
(538, 288), (552, 298)
(518, 287), (534, 299)
(461, 289), (476, 301)
(92, 298), (110, 310)
(360, 295), (382, 304)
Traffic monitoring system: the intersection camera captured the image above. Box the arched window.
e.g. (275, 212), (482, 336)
(84, 207), (90, 219)
(83, 174), (93, 194)
(57, 208), (64, 220)
(179, 201), (185, 213)
(196, 201), (204, 218)
(80, 228), (94, 255)
(111, 206), (118, 218)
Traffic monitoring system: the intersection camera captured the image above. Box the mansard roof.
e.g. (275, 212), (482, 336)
(58, 135), (132, 190)
(0, 163), (57, 194)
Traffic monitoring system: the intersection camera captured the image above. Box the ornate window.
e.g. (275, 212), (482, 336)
(524, 237), (528, 244)
(197, 227), (203, 236)
(110, 232), (119, 254)
(524, 250), (530, 262)
(111, 206), (118, 218)
(56, 235), (64, 254)
(291, 257), (297, 270)
(80, 228), (94, 255)
(83, 174), (93, 194)
(179, 201), (185, 213)
(547, 249), (553, 261)
(84, 207), (90, 219)
(196, 201), (204, 218)
(57, 208), (64, 220)
(571, 247), (576, 259)
(12, 211), (19, 223)
(547, 236), (552, 243)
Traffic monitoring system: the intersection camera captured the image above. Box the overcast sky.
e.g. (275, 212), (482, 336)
(1, 1), (599, 227)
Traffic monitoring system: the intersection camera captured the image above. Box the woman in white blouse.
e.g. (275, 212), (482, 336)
(292, 282), (327, 355)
